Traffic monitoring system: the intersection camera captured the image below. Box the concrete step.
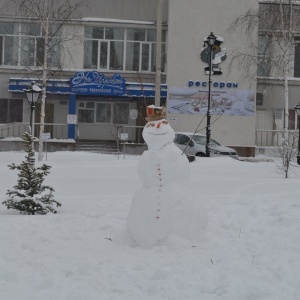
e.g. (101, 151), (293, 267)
(76, 141), (121, 154)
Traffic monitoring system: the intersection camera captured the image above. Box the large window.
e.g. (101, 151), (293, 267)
(257, 35), (271, 77)
(84, 26), (166, 72)
(0, 99), (23, 123)
(0, 22), (61, 67)
(78, 101), (129, 125)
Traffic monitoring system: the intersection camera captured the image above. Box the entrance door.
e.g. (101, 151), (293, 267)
(35, 103), (54, 138)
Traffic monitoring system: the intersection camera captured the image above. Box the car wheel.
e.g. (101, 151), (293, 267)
(196, 152), (206, 157)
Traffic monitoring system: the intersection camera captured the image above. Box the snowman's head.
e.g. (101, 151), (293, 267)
(143, 119), (175, 150)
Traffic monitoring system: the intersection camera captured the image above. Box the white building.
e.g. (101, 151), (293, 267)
(0, 0), (168, 146)
(1, 0), (298, 156)
(167, 0), (258, 156)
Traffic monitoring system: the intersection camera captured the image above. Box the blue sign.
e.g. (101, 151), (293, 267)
(70, 71), (126, 96)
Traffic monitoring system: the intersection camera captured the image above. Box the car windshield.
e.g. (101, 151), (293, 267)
(192, 135), (220, 146)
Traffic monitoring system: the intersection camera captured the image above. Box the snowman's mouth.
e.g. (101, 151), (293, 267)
(147, 132), (167, 135)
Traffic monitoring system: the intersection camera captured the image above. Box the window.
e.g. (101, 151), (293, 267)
(78, 101), (95, 123)
(85, 26), (104, 39)
(78, 110), (94, 123)
(84, 26), (166, 72)
(126, 42), (140, 71)
(84, 40), (98, 69)
(20, 36), (35, 66)
(0, 22), (61, 68)
(113, 103), (129, 124)
(256, 93), (263, 105)
(37, 37), (61, 67)
(106, 28), (124, 40)
(176, 134), (191, 145)
(127, 29), (145, 41)
(78, 101), (129, 125)
(287, 109), (300, 130)
(257, 35), (271, 76)
(109, 41), (124, 70)
(282, 109), (300, 130)
(0, 99), (23, 123)
(96, 103), (111, 123)
(193, 135), (207, 145)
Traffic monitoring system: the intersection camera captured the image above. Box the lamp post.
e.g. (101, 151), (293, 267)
(205, 32), (217, 157)
(23, 81), (42, 166)
(294, 104), (300, 165)
(24, 81), (42, 137)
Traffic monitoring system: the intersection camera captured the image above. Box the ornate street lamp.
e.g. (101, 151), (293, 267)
(23, 81), (42, 138)
(204, 32), (217, 157)
(23, 81), (42, 167)
(294, 104), (300, 165)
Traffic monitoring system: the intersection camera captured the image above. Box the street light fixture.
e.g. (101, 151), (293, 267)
(204, 32), (217, 157)
(23, 81), (42, 138)
(294, 104), (300, 165)
(23, 81), (42, 167)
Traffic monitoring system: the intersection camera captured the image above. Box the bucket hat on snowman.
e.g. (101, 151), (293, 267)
(145, 105), (166, 122)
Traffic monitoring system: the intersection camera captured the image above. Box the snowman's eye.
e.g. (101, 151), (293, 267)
(146, 123), (156, 128)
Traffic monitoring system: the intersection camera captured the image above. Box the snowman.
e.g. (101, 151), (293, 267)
(126, 105), (207, 247)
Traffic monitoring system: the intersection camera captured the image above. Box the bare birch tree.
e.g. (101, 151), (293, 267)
(229, 0), (300, 176)
(1, 0), (86, 161)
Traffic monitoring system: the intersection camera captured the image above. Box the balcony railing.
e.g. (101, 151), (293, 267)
(1, 124), (299, 149)
(0, 122), (69, 140)
(256, 130), (299, 147)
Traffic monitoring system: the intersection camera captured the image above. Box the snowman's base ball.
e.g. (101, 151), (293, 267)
(126, 184), (207, 247)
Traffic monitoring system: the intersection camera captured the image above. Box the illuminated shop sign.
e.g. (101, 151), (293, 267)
(70, 71), (126, 96)
(188, 80), (238, 89)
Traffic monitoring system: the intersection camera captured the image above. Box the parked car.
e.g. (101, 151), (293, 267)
(174, 132), (238, 158)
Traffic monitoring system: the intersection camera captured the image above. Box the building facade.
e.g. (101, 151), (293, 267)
(256, 1), (300, 150)
(2, 0), (297, 156)
(0, 0), (168, 143)
(167, 0), (258, 156)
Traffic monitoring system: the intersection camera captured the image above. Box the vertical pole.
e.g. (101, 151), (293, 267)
(30, 98), (36, 168)
(298, 114), (300, 164)
(32, 107), (35, 138)
(206, 45), (213, 157)
(155, 0), (162, 107)
(45, 141), (48, 161)
(68, 93), (77, 139)
(29, 101), (34, 137)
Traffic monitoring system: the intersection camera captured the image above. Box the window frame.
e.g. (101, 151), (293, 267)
(257, 35), (271, 77)
(0, 98), (23, 123)
(0, 22), (61, 68)
(83, 26), (166, 73)
(77, 101), (130, 125)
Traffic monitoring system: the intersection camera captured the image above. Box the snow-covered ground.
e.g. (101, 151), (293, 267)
(0, 151), (299, 300)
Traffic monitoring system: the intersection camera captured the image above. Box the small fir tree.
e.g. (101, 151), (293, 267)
(2, 132), (61, 215)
